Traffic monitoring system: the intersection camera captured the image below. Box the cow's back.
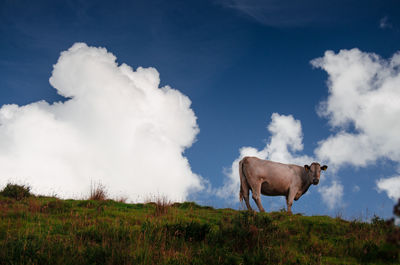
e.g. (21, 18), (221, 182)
(243, 157), (295, 194)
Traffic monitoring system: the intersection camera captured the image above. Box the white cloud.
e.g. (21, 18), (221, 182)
(376, 176), (400, 201)
(352, 185), (360, 192)
(217, 113), (312, 199)
(312, 49), (400, 168)
(0, 43), (203, 201)
(312, 48), (400, 203)
(318, 180), (344, 210)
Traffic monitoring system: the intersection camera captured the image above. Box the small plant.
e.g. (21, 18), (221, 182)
(89, 182), (107, 201)
(371, 214), (386, 226)
(0, 183), (31, 200)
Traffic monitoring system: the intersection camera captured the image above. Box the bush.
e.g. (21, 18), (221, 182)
(0, 183), (31, 200)
(394, 199), (400, 218)
(371, 214), (386, 226)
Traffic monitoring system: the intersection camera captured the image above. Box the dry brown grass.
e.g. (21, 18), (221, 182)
(146, 195), (172, 216)
(89, 182), (107, 201)
(155, 196), (171, 216)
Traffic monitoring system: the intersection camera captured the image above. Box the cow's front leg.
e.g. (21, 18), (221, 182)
(286, 190), (296, 214)
(252, 183), (265, 212)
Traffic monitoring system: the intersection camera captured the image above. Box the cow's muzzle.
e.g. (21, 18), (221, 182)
(313, 179), (319, 185)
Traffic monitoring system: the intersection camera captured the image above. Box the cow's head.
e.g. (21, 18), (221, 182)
(304, 163), (327, 185)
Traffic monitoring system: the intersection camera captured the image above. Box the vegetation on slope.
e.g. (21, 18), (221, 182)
(0, 184), (399, 265)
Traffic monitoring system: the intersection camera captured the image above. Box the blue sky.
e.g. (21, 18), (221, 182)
(1, 0), (400, 219)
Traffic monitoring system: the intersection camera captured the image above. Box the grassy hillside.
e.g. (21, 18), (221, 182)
(0, 188), (399, 264)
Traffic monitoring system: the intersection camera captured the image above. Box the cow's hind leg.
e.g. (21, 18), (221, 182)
(239, 159), (253, 211)
(241, 183), (252, 211)
(252, 183), (265, 212)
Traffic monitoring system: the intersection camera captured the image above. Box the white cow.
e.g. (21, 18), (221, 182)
(239, 156), (327, 213)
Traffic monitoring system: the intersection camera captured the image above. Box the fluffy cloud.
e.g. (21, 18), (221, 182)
(312, 49), (400, 168)
(376, 176), (400, 201)
(0, 43), (203, 201)
(217, 113), (312, 199)
(219, 48), (400, 208)
(318, 180), (344, 210)
(312, 48), (400, 202)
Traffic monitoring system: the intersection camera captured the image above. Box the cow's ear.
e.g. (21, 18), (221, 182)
(304, 165), (310, 171)
(321, 165), (328, 171)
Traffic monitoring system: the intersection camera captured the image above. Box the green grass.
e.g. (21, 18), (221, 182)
(0, 195), (398, 265)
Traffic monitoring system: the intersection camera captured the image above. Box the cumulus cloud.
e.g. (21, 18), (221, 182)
(217, 113), (312, 199)
(0, 43), (203, 201)
(376, 176), (400, 201)
(318, 180), (344, 210)
(312, 48), (400, 202)
(312, 49), (400, 168)
(219, 48), (400, 208)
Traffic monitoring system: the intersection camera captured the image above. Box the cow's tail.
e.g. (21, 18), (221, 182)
(239, 158), (246, 203)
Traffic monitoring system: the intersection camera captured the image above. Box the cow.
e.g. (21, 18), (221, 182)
(239, 156), (327, 213)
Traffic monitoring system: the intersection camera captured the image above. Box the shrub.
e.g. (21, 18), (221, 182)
(371, 214), (386, 226)
(394, 198), (400, 218)
(0, 183), (31, 200)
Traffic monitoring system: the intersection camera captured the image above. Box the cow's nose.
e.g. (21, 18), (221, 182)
(313, 179), (319, 185)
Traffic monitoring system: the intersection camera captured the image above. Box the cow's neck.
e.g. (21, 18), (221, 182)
(301, 170), (313, 195)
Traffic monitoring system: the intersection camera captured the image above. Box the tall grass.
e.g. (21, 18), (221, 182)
(89, 181), (107, 201)
(146, 195), (172, 216)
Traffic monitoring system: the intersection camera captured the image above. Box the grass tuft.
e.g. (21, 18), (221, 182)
(146, 195), (172, 216)
(89, 182), (107, 201)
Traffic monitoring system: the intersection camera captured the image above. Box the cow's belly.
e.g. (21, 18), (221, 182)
(260, 181), (287, 196)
